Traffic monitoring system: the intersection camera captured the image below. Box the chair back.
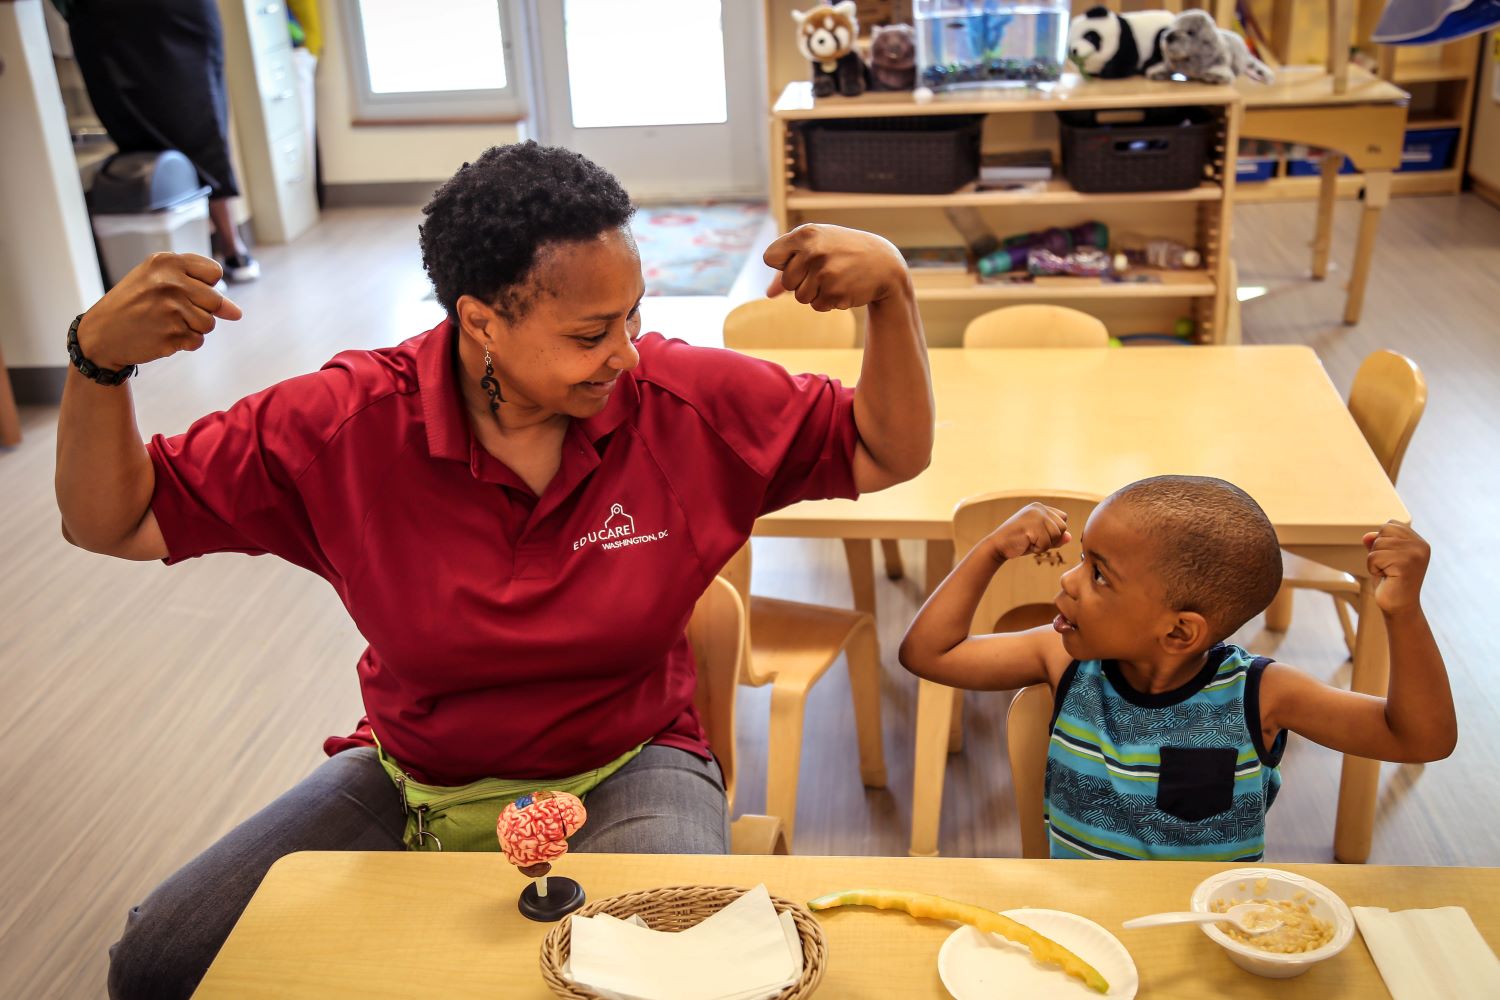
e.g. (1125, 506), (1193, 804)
(689, 574), (748, 811)
(1347, 350), (1427, 483)
(962, 305), (1110, 350)
(722, 295), (857, 349)
(1006, 683), (1055, 858)
(953, 491), (1102, 635)
(715, 543), (775, 686)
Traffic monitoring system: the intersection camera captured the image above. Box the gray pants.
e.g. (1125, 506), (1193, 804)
(107, 745), (729, 999)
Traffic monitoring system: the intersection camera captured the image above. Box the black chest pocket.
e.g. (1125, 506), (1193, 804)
(1157, 746), (1237, 822)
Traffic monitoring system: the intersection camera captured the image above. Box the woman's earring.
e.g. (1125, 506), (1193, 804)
(480, 349), (503, 413)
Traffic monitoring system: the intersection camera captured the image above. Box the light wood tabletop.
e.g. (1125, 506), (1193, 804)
(196, 851), (1500, 999)
(751, 346), (1405, 865)
(753, 346), (1405, 546)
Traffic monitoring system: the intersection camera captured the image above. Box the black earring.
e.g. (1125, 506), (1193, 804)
(481, 348), (503, 413)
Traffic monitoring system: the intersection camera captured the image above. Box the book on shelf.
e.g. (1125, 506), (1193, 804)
(900, 246), (973, 288)
(978, 149), (1054, 187)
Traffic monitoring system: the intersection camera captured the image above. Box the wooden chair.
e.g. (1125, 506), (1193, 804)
(1265, 350), (1427, 653)
(1006, 683), (1055, 859)
(961, 305), (1110, 349)
(688, 574), (788, 855)
(909, 491), (1101, 856)
(718, 542), (886, 850)
(722, 296), (907, 604)
(0, 339), (21, 447)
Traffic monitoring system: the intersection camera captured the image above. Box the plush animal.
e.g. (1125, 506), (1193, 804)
(1067, 6), (1175, 79)
(1148, 9), (1275, 85)
(793, 2), (867, 98)
(868, 23), (916, 91)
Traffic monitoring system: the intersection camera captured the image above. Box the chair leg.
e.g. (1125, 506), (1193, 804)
(1334, 594), (1358, 660)
(766, 678), (810, 851)
(910, 679), (957, 856)
(842, 538), (878, 618)
(1265, 583), (1295, 632)
(948, 690), (965, 753)
(846, 623), (888, 788)
(879, 538), (905, 580)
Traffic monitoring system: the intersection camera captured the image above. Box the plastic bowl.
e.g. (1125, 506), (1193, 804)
(1189, 867), (1355, 978)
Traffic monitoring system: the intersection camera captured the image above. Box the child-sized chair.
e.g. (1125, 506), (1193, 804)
(1264, 350), (1427, 654)
(909, 490), (1100, 856)
(962, 305), (1110, 349)
(1005, 683), (1055, 859)
(722, 295), (906, 603)
(718, 542), (886, 850)
(688, 574), (788, 855)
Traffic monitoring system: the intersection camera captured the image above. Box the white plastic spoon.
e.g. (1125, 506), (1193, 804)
(1122, 903), (1283, 935)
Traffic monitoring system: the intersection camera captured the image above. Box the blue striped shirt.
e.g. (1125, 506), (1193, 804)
(1044, 644), (1285, 861)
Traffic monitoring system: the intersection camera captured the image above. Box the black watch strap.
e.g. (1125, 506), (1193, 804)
(67, 313), (137, 386)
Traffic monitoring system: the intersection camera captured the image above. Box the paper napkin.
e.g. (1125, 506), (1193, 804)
(1352, 905), (1500, 1000)
(564, 884), (803, 1000)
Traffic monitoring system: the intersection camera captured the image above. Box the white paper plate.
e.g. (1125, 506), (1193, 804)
(938, 907), (1139, 999)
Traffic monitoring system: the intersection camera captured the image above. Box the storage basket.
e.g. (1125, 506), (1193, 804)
(540, 885), (828, 999)
(1058, 107), (1215, 193)
(802, 115), (983, 194)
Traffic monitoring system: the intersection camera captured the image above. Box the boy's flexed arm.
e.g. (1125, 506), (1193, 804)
(1261, 522), (1457, 763)
(898, 503), (1073, 692)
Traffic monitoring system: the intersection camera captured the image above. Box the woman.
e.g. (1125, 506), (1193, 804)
(56, 142), (934, 999)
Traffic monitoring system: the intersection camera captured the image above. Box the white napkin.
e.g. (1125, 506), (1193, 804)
(1352, 905), (1500, 1000)
(565, 884), (803, 1000)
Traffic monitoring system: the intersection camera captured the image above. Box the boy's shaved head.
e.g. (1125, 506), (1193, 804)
(1106, 475), (1282, 641)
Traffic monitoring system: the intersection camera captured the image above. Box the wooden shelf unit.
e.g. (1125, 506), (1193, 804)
(770, 78), (1243, 346)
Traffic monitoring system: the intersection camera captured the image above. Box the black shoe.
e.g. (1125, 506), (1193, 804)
(224, 254), (261, 283)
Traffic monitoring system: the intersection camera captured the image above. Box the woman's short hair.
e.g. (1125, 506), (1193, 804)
(419, 141), (635, 323)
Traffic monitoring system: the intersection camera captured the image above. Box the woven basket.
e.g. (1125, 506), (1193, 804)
(539, 885), (827, 999)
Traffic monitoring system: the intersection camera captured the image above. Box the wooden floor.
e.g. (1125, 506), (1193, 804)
(2, 195), (1498, 997)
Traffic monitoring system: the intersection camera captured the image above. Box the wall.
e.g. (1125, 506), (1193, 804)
(0, 0), (104, 370)
(1471, 32), (1500, 193)
(313, 0), (521, 186)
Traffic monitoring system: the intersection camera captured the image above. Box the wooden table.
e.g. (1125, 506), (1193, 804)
(1237, 65), (1409, 325)
(751, 347), (1406, 863)
(196, 851), (1500, 998)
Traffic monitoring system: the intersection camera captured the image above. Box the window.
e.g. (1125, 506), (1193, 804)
(346, 0), (526, 123)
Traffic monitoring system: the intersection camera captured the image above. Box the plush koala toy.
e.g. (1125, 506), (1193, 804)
(868, 24), (916, 91)
(1067, 6), (1175, 79)
(793, 2), (867, 98)
(1147, 9), (1275, 85)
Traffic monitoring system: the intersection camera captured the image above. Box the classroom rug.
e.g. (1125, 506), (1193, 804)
(632, 201), (768, 296)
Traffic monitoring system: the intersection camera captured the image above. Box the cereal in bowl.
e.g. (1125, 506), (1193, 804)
(1211, 895), (1333, 953)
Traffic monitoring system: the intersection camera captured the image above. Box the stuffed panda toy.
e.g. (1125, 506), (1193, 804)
(1068, 6), (1176, 79)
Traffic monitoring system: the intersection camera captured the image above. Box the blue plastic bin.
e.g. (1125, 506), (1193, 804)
(1236, 158), (1276, 182)
(1398, 128), (1459, 172)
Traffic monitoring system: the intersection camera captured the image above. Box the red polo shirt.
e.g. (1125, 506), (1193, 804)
(146, 321), (860, 785)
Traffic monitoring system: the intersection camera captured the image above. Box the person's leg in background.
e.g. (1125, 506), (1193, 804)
(569, 745), (731, 854)
(106, 747), (405, 1000)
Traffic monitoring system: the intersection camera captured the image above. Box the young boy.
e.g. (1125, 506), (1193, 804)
(899, 475), (1456, 861)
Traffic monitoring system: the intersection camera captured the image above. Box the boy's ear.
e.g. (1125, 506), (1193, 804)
(1160, 610), (1211, 655)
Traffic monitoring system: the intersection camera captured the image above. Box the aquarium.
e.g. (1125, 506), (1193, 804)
(914, 0), (1069, 90)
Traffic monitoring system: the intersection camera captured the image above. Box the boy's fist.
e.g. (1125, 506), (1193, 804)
(988, 503), (1072, 561)
(1364, 521), (1430, 615)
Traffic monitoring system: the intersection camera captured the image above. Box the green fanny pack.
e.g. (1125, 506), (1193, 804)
(373, 734), (644, 853)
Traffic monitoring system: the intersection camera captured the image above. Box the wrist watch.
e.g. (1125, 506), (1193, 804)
(67, 313), (137, 386)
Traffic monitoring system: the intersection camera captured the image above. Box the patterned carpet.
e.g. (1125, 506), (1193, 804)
(632, 201), (768, 296)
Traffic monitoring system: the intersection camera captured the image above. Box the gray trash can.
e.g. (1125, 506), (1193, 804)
(88, 150), (212, 287)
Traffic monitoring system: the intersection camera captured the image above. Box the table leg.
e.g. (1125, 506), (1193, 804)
(1334, 575), (1391, 863)
(924, 539), (963, 753)
(1311, 153), (1342, 280)
(0, 342), (20, 448)
(1344, 171), (1391, 325)
(842, 538), (878, 618)
(911, 678), (958, 857)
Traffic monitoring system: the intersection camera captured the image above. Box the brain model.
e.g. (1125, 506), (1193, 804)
(496, 790), (587, 877)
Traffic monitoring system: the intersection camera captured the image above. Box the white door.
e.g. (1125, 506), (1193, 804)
(529, 0), (764, 201)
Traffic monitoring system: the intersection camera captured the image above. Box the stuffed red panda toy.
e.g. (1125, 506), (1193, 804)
(793, 2), (868, 98)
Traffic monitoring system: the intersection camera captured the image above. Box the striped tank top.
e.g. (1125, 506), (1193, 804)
(1044, 643), (1286, 861)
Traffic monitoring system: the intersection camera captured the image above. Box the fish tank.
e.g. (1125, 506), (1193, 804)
(914, 0), (1069, 91)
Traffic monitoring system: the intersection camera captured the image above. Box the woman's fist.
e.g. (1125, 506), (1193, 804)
(763, 224), (910, 312)
(75, 252), (242, 370)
